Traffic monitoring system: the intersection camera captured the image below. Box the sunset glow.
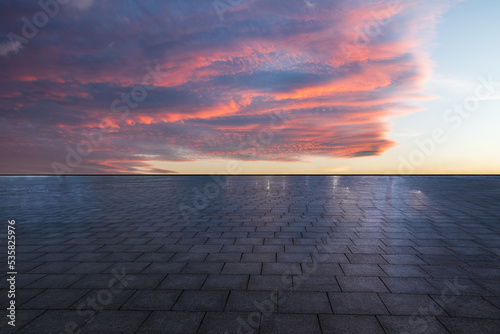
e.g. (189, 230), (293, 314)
(1, 0), (499, 174)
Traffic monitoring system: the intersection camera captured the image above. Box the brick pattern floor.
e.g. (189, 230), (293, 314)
(1, 175), (499, 333)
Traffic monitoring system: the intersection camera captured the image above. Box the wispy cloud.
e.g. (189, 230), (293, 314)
(0, 40), (22, 57)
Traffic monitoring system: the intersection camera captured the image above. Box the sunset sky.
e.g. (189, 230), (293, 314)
(0, 0), (499, 174)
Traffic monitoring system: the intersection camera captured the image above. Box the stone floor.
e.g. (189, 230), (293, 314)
(0, 175), (499, 333)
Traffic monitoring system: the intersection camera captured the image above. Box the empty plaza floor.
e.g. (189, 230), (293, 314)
(1, 175), (499, 333)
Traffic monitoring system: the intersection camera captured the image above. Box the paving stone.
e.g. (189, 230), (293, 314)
(66, 262), (114, 274)
(303, 263), (343, 276)
(16, 274), (46, 288)
(285, 245), (317, 253)
(100, 253), (142, 262)
(225, 290), (283, 312)
(10, 289), (44, 308)
(120, 237), (152, 245)
(70, 274), (121, 289)
(27, 261), (79, 274)
(293, 275), (340, 292)
(337, 276), (389, 293)
(348, 245), (385, 254)
(221, 245), (253, 253)
(265, 238), (293, 246)
(177, 237), (207, 245)
(328, 292), (389, 315)
(475, 279), (500, 295)
(122, 290), (181, 310)
(380, 245), (420, 255)
(202, 274), (249, 290)
(312, 252), (350, 263)
(35, 245), (72, 253)
(21, 289), (89, 309)
(353, 238), (385, 246)
(222, 263), (262, 275)
(341, 264), (386, 276)
(80, 310), (149, 333)
(421, 265), (474, 278)
(426, 278), (491, 296)
(431, 295), (500, 319)
(413, 239), (449, 247)
(170, 252), (208, 262)
(484, 296), (500, 309)
(15, 310), (89, 334)
(0, 310), (43, 333)
(379, 293), (444, 316)
(248, 275), (293, 291)
(73, 288), (135, 310)
(279, 291), (332, 313)
(205, 238), (235, 245)
(142, 262), (186, 274)
(34, 253), (75, 262)
(235, 237), (264, 245)
(260, 314), (322, 334)
(189, 244), (223, 253)
(463, 266), (500, 279)
(69, 252), (108, 262)
(172, 290), (229, 312)
(346, 254), (388, 264)
(136, 311), (204, 334)
(417, 254), (461, 266)
(198, 311), (261, 334)
(182, 262), (224, 274)
(14, 261), (44, 273)
(319, 315), (385, 334)
(262, 263), (302, 275)
(241, 253), (276, 263)
(205, 252), (242, 262)
(104, 262), (151, 274)
(382, 255), (427, 265)
(119, 274), (165, 289)
(157, 273), (207, 289)
(254, 245), (284, 253)
(278, 253), (312, 263)
(157, 244), (192, 253)
(249, 231), (275, 238)
(437, 317), (500, 334)
(134, 253), (175, 262)
(380, 264), (429, 277)
(377, 315), (449, 334)
(382, 277), (439, 294)
(415, 246), (456, 255)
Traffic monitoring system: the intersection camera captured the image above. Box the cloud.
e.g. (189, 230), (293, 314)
(0, 0), (461, 173)
(70, 0), (94, 11)
(482, 92), (500, 101)
(0, 40), (22, 57)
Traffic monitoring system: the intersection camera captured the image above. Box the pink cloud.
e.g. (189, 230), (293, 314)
(0, 0), (462, 173)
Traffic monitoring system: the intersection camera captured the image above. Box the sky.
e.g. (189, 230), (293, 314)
(0, 0), (498, 174)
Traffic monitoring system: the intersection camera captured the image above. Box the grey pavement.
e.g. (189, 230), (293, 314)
(0, 175), (499, 333)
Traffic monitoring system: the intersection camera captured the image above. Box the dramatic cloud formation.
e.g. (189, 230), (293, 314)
(0, 0), (460, 173)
